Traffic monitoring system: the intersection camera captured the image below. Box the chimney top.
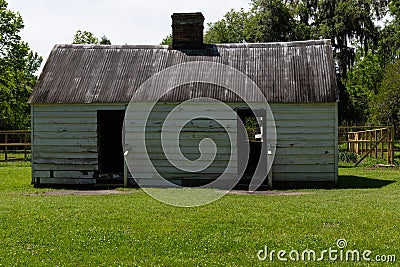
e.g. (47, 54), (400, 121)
(171, 12), (205, 49)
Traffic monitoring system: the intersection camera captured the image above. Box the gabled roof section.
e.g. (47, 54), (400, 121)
(29, 40), (338, 104)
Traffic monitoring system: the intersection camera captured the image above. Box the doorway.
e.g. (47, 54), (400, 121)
(236, 109), (268, 187)
(97, 110), (125, 174)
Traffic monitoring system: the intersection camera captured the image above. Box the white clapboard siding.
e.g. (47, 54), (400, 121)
(125, 102), (237, 181)
(32, 104), (126, 183)
(269, 103), (337, 182)
(230, 102), (337, 183)
(32, 102), (337, 186)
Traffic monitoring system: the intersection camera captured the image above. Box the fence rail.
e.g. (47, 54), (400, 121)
(339, 126), (395, 166)
(0, 130), (31, 161)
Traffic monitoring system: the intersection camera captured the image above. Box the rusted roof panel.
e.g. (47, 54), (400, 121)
(29, 40), (338, 104)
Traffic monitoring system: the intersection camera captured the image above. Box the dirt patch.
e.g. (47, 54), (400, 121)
(25, 190), (139, 197)
(228, 191), (309, 196)
(25, 189), (307, 197)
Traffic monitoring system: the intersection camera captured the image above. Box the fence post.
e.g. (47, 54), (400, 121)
(374, 130), (378, 159)
(4, 132), (7, 161)
(391, 126), (395, 164)
(381, 128), (384, 159)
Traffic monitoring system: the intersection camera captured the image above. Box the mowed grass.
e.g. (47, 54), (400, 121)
(0, 164), (399, 266)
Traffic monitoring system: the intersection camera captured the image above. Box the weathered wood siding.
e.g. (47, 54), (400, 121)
(31, 104), (126, 185)
(269, 103), (338, 183)
(124, 102), (237, 186)
(32, 102), (338, 186)
(229, 102), (337, 184)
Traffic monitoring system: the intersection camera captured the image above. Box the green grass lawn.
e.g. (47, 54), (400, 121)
(0, 164), (399, 266)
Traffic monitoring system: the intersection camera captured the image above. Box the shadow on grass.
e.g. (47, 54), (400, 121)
(337, 176), (396, 189)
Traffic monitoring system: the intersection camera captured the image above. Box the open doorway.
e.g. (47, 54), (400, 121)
(236, 109), (268, 188)
(97, 110), (125, 174)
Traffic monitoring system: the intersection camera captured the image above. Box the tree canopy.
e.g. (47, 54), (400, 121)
(73, 30), (112, 45)
(161, 0), (400, 130)
(0, 0), (42, 130)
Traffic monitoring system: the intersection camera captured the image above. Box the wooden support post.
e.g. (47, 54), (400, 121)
(381, 128), (384, 159)
(370, 131), (373, 157)
(4, 133), (7, 161)
(374, 130), (378, 159)
(124, 151), (129, 187)
(24, 133), (27, 160)
(355, 132), (359, 154)
(390, 127), (395, 164)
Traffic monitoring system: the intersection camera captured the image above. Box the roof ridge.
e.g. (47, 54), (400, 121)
(53, 39), (331, 51)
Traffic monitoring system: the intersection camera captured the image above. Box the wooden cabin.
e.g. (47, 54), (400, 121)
(28, 13), (338, 189)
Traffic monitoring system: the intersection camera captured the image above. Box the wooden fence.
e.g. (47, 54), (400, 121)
(0, 130), (31, 161)
(339, 126), (395, 166)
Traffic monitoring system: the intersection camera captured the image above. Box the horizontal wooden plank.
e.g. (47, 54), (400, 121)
(126, 111), (237, 120)
(34, 132), (97, 139)
(275, 147), (335, 155)
(273, 155), (334, 165)
(272, 172), (336, 182)
(130, 159), (232, 168)
(34, 117), (96, 124)
(274, 119), (335, 127)
(125, 140), (237, 151)
(37, 178), (96, 185)
(34, 164), (97, 171)
(133, 153), (236, 161)
(276, 140), (336, 147)
(128, 166), (237, 174)
(125, 126), (236, 133)
(33, 155), (98, 165)
(33, 170), (96, 179)
(274, 134), (334, 141)
(33, 138), (97, 146)
(125, 120), (236, 128)
(34, 152), (97, 159)
(34, 158), (98, 165)
(33, 111), (97, 118)
(272, 164), (335, 173)
(269, 103), (336, 112)
(34, 124), (97, 132)
(0, 143), (30, 146)
(32, 146), (97, 153)
(274, 127), (335, 135)
(33, 104), (126, 112)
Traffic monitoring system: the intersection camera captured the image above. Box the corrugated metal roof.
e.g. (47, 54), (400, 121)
(29, 40), (338, 104)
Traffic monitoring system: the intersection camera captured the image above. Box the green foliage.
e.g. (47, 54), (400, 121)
(370, 60), (400, 132)
(160, 34), (172, 45)
(205, 9), (253, 44)
(0, 0), (42, 130)
(338, 148), (358, 163)
(251, 0), (298, 42)
(73, 30), (99, 44)
(73, 30), (112, 45)
(345, 51), (384, 124)
(99, 35), (111, 45)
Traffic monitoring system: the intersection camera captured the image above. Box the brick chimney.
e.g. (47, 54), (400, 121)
(171, 12), (204, 49)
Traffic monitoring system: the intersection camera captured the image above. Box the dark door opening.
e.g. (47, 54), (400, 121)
(97, 110), (125, 174)
(236, 109), (268, 188)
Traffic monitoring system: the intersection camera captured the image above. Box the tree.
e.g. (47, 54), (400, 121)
(99, 35), (111, 45)
(73, 30), (99, 44)
(161, 34), (172, 45)
(370, 59), (400, 134)
(0, 0), (42, 130)
(345, 51), (384, 124)
(205, 9), (254, 43)
(73, 30), (112, 45)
